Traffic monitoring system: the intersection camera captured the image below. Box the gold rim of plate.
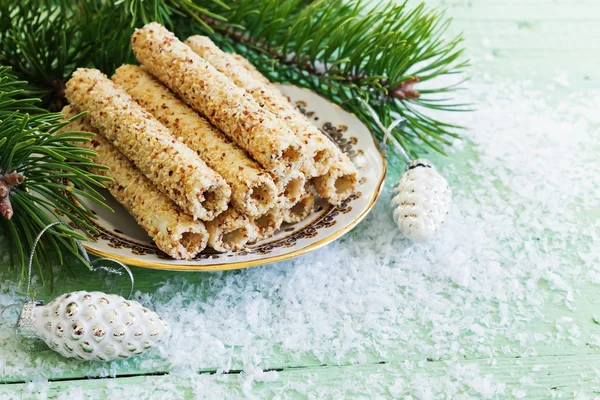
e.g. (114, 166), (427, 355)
(80, 85), (387, 271)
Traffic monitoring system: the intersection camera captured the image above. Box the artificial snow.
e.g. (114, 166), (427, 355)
(0, 72), (599, 398)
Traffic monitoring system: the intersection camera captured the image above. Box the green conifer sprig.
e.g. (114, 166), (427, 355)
(0, 66), (111, 284)
(1, 0), (467, 157)
(198, 0), (470, 157)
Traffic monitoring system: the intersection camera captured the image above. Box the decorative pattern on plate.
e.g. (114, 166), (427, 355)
(85, 163), (359, 258)
(294, 100), (316, 119)
(320, 123), (358, 158)
(71, 85), (386, 271)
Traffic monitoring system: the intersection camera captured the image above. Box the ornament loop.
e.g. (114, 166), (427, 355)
(26, 222), (135, 300)
(358, 98), (410, 164)
(26, 222), (72, 299)
(90, 258), (135, 300)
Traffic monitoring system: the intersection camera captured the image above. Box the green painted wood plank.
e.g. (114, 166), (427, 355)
(2, 354), (600, 399)
(440, 6), (600, 21)
(437, 0), (599, 5)
(430, 0), (600, 7)
(451, 22), (600, 50)
(421, 0), (600, 78)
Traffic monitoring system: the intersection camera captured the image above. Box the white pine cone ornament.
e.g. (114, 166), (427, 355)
(16, 291), (168, 361)
(391, 159), (452, 242)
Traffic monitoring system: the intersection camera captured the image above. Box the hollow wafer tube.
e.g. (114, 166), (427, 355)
(61, 106), (209, 260)
(283, 187), (315, 224)
(185, 36), (338, 179)
(131, 23), (304, 178)
(206, 208), (258, 252)
(274, 170), (306, 210)
(65, 68), (230, 222)
(112, 65), (277, 217)
(312, 153), (358, 206)
(250, 205), (284, 241)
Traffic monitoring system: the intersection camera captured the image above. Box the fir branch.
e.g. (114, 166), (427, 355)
(1, 0), (468, 156)
(0, 1), (96, 109)
(114, 0), (229, 30)
(196, 0), (469, 157)
(0, 67), (111, 283)
(0, 0), (228, 110)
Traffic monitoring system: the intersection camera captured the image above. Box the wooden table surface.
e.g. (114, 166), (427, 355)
(1, 0), (599, 398)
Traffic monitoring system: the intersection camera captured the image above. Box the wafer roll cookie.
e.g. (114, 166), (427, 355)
(230, 54), (272, 87)
(185, 36), (337, 179)
(274, 170), (306, 210)
(283, 188), (315, 224)
(65, 68), (230, 222)
(312, 153), (358, 206)
(113, 65), (277, 217)
(131, 23), (303, 178)
(206, 208), (258, 252)
(61, 106), (208, 260)
(251, 205), (284, 241)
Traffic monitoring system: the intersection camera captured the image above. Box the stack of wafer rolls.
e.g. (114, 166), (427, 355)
(60, 106), (209, 259)
(65, 68), (231, 221)
(131, 22), (305, 180)
(184, 35), (358, 205)
(112, 64), (278, 218)
(60, 22), (360, 258)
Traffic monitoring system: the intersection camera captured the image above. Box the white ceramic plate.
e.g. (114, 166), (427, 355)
(79, 85), (386, 271)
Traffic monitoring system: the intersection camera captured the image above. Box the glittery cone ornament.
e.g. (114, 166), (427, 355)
(391, 159), (451, 242)
(12, 223), (169, 361)
(17, 291), (168, 361)
(359, 99), (452, 242)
